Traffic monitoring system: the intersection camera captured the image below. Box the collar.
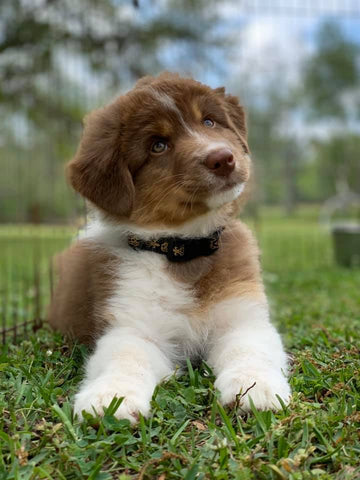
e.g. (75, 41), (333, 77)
(127, 228), (224, 262)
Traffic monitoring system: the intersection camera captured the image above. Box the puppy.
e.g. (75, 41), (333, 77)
(48, 72), (291, 423)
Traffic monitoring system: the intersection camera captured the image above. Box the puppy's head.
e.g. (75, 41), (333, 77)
(68, 72), (251, 227)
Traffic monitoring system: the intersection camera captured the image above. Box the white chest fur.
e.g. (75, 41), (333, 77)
(104, 247), (208, 361)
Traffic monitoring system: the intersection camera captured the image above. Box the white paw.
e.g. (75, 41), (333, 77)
(215, 368), (291, 412)
(73, 377), (151, 424)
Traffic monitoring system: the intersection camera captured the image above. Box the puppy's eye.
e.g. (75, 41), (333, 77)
(203, 118), (215, 128)
(151, 140), (168, 154)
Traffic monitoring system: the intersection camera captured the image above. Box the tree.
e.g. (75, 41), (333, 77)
(238, 79), (303, 214)
(312, 134), (360, 198)
(0, 0), (222, 134)
(0, 0), (225, 222)
(302, 21), (360, 199)
(303, 21), (360, 121)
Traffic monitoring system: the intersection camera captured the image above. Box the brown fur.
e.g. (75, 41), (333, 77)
(49, 72), (263, 345)
(194, 221), (265, 306)
(67, 72), (250, 227)
(48, 242), (119, 344)
(169, 220), (265, 305)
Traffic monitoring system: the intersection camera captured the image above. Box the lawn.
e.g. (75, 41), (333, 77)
(1, 211), (359, 479)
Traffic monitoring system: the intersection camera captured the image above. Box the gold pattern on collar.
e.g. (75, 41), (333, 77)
(146, 240), (160, 249)
(173, 245), (185, 256)
(128, 235), (140, 247)
(161, 242), (168, 253)
(210, 235), (219, 250)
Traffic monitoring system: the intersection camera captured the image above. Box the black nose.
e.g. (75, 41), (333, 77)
(204, 148), (235, 177)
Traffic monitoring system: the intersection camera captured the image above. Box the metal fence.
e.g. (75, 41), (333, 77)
(1, 0), (359, 343)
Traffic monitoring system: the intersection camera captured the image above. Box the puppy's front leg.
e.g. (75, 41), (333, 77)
(74, 327), (173, 423)
(208, 299), (291, 411)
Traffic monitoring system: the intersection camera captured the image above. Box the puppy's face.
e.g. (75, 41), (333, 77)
(68, 73), (251, 227)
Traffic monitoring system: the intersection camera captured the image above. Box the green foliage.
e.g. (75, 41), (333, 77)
(1, 9), (360, 219)
(0, 0), (222, 128)
(303, 22), (360, 120)
(0, 0), (223, 222)
(246, 90), (302, 209)
(241, 20), (360, 208)
(311, 134), (360, 198)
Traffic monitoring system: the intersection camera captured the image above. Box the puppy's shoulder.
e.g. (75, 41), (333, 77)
(194, 219), (264, 307)
(47, 240), (120, 345)
(54, 239), (121, 286)
(209, 218), (262, 282)
(221, 218), (260, 256)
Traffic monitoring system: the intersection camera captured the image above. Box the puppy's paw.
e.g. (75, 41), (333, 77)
(74, 377), (151, 424)
(215, 368), (291, 412)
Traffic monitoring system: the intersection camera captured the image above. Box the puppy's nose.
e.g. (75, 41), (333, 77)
(205, 149), (235, 176)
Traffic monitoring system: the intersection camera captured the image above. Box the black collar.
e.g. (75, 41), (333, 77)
(127, 228), (224, 262)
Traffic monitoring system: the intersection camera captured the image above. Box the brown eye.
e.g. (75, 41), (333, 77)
(203, 118), (215, 128)
(151, 140), (168, 153)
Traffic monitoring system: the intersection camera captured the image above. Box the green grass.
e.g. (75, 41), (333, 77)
(1, 213), (359, 479)
(0, 226), (72, 329)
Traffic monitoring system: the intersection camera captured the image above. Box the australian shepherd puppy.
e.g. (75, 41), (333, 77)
(48, 73), (291, 423)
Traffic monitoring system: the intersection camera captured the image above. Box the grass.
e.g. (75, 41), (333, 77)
(1, 210), (360, 479)
(0, 226), (72, 329)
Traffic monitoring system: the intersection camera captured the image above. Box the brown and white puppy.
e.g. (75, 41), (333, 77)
(48, 72), (290, 422)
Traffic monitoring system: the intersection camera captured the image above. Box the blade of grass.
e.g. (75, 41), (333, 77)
(52, 404), (78, 443)
(170, 419), (190, 445)
(217, 401), (240, 450)
(186, 358), (196, 387)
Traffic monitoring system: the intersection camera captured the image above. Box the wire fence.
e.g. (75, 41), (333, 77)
(0, 218), (336, 344)
(1, 0), (359, 344)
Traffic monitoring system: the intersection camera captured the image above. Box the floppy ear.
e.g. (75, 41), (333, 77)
(67, 99), (135, 217)
(215, 88), (249, 152)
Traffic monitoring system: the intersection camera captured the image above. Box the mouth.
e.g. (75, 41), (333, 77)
(219, 180), (241, 192)
(206, 182), (245, 209)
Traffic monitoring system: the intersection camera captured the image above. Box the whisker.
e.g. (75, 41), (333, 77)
(132, 179), (193, 216)
(135, 180), (189, 212)
(148, 173), (187, 188)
